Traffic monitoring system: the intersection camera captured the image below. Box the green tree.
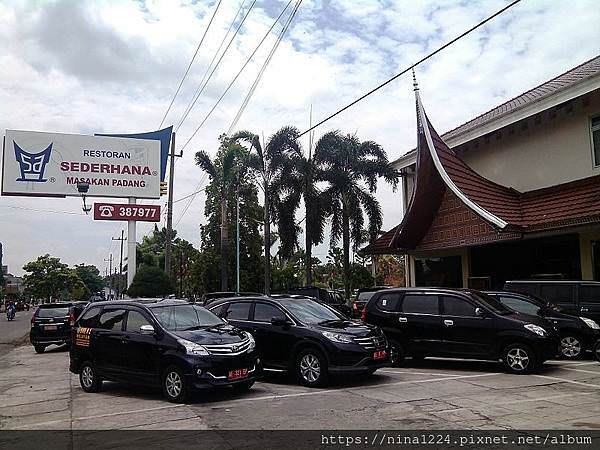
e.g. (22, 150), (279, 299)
(196, 135), (247, 291)
(232, 126), (298, 295)
(126, 265), (173, 298)
(73, 264), (104, 295)
(315, 132), (399, 300)
(22, 254), (73, 302)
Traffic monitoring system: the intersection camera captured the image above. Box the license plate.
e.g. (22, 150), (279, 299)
(373, 350), (387, 360)
(228, 368), (248, 381)
(44, 325), (58, 331)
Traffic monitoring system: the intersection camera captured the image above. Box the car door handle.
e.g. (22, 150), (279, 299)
(581, 308), (589, 312)
(444, 320), (454, 327)
(398, 317), (407, 323)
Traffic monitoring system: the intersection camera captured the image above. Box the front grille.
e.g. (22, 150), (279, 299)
(353, 335), (386, 350)
(204, 338), (252, 355)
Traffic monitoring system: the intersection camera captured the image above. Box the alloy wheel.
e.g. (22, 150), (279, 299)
(506, 347), (530, 371)
(165, 371), (182, 398)
(81, 366), (93, 389)
(300, 354), (321, 383)
(560, 337), (582, 358)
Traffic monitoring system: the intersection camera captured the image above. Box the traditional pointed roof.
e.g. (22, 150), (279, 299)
(362, 88), (600, 255)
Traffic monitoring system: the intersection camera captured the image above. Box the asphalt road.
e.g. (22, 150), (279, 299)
(0, 309), (33, 349)
(2, 343), (600, 432)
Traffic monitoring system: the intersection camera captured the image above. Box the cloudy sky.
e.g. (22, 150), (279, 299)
(0, 0), (599, 276)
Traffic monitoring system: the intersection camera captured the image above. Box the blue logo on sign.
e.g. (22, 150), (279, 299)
(13, 141), (53, 182)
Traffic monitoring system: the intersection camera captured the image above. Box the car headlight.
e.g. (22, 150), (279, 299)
(245, 332), (256, 351)
(177, 338), (210, 356)
(580, 317), (600, 330)
(524, 324), (547, 337)
(322, 331), (354, 344)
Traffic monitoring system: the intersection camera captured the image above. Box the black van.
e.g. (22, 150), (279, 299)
(363, 288), (559, 374)
(504, 281), (600, 324)
(30, 302), (87, 353)
(485, 291), (600, 359)
(70, 299), (261, 402)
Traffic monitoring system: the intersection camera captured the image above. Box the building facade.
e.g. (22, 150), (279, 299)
(364, 56), (600, 290)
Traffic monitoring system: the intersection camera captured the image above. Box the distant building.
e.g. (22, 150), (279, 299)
(364, 56), (600, 290)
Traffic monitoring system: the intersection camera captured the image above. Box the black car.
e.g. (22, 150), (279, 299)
(363, 288), (560, 374)
(504, 280), (600, 324)
(287, 286), (352, 316)
(30, 302), (87, 353)
(486, 290), (600, 360)
(201, 292), (264, 306)
(69, 299), (261, 402)
(207, 296), (389, 387)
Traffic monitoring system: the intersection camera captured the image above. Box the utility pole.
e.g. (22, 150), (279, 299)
(104, 255), (113, 300)
(112, 230), (126, 299)
(165, 132), (182, 280)
(236, 171), (240, 294)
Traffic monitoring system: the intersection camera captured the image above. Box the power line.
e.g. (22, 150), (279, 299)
(228, 0), (302, 134)
(174, 173), (208, 227)
(174, 186), (208, 204)
(158, 0), (223, 129)
(175, 0), (256, 134)
(180, 0), (296, 153)
(297, 0), (523, 138)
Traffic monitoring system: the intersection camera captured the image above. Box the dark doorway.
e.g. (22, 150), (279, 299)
(415, 255), (462, 287)
(470, 234), (581, 289)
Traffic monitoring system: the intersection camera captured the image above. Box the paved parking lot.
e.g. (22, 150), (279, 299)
(2, 343), (600, 430)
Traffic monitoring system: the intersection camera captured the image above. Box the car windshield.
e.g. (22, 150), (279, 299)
(280, 299), (343, 324)
(468, 291), (513, 315)
(152, 304), (224, 331)
(37, 306), (70, 318)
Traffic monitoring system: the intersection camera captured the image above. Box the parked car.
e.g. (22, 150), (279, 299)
(201, 292), (264, 306)
(287, 286), (352, 316)
(504, 280), (600, 324)
(362, 288), (560, 374)
(207, 296), (389, 387)
(69, 299), (261, 403)
(30, 302), (87, 353)
(352, 286), (392, 318)
(485, 291), (600, 359)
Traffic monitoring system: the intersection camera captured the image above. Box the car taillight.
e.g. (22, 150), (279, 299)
(361, 306), (367, 322)
(31, 315), (35, 327)
(353, 303), (358, 311)
(69, 312), (76, 326)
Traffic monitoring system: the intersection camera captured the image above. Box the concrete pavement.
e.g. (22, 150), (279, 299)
(0, 309), (34, 353)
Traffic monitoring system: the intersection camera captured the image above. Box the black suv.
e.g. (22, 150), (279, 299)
(486, 291), (600, 360)
(363, 288), (559, 374)
(30, 302), (87, 353)
(69, 299), (261, 402)
(207, 296), (389, 387)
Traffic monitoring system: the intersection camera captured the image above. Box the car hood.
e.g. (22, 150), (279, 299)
(311, 319), (379, 337)
(502, 312), (554, 329)
(171, 324), (247, 345)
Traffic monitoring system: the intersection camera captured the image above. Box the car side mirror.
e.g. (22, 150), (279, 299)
(271, 317), (289, 327)
(475, 307), (485, 317)
(140, 324), (155, 335)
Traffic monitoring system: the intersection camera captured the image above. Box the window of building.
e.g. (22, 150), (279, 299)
(592, 116), (600, 167)
(401, 295), (439, 315)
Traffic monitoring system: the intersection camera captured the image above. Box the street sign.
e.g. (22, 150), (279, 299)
(93, 203), (161, 222)
(1, 130), (161, 198)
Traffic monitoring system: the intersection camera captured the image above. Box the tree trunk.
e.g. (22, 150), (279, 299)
(305, 232), (312, 286)
(220, 196), (229, 291)
(342, 198), (350, 301)
(263, 184), (271, 295)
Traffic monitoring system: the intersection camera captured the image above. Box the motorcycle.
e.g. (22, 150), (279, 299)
(6, 307), (15, 321)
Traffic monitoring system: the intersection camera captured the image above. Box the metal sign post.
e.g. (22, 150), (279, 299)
(127, 197), (137, 287)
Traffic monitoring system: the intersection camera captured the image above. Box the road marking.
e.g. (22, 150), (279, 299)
(546, 360), (599, 366)
(498, 391), (596, 405)
(556, 367), (600, 376)
(378, 369), (475, 377)
(533, 374), (600, 389)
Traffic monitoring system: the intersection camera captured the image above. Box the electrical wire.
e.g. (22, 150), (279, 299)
(174, 173), (208, 227)
(228, 0), (302, 134)
(297, 0), (523, 138)
(179, 0), (295, 153)
(158, 0), (223, 129)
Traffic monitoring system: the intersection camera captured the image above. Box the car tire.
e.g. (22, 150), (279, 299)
(34, 345), (45, 354)
(560, 334), (583, 360)
(593, 340), (600, 362)
(503, 343), (538, 374)
(162, 365), (189, 403)
(79, 362), (102, 393)
(296, 348), (328, 388)
(233, 380), (255, 392)
(388, 341), (405, 367)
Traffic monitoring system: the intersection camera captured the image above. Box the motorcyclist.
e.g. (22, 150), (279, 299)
(6, 302), (16, 321)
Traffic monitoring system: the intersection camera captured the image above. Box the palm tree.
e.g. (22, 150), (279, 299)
(275, 128), (329, 286)
(314, 132), (399, 300)
(195, 138), (243, 291)
(232, 127), (297, 295)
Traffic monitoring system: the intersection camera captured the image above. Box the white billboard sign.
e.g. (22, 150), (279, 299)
(1, 129), (161, 199)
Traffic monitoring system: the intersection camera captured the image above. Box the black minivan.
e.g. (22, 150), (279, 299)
(486, 291), (600, 359)
(208, 296), (389, 387)
(363, 288), (559, 374)
(70, 299), (261, 402)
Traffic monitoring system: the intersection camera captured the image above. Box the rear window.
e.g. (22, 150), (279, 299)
(401, 295), (439, 315)
(579, 285), (600, 303)
(37, 307), (70, 318)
